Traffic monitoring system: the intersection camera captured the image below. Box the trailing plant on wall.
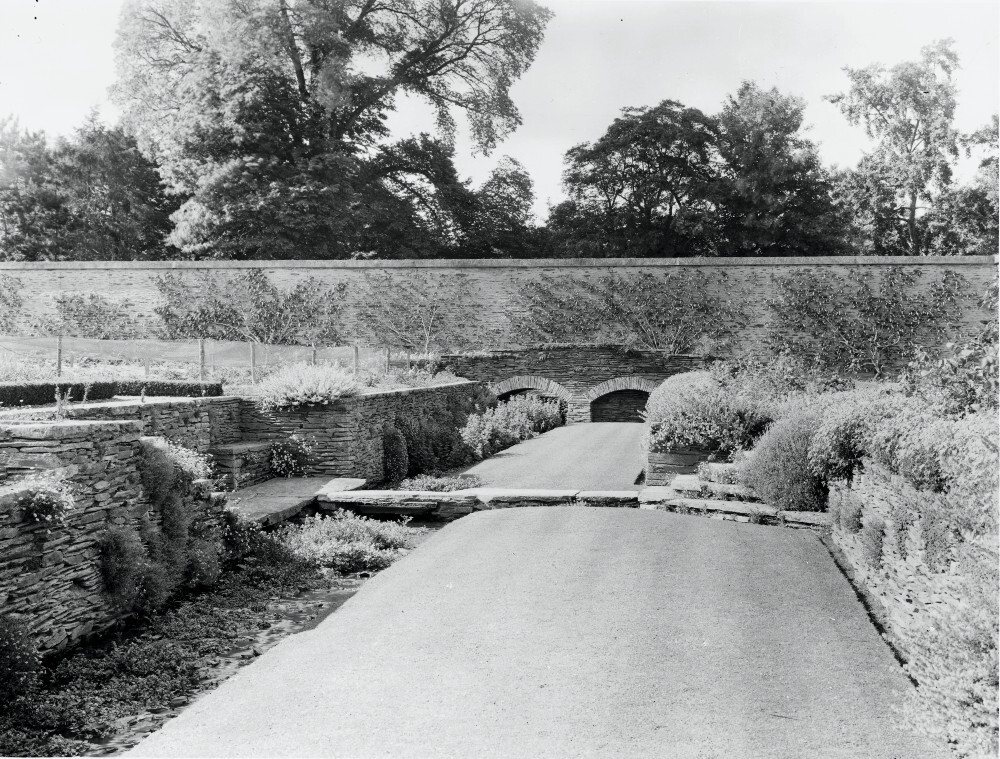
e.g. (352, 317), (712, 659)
(41, 292), (152, 339)
(15, 473), (74, 531)
(0, 275), (23, 334)
(353, 271), (484, 354)
(767, 267), (968, 376)
(512, 270), (742, 353)
(270, 435), (313, 478)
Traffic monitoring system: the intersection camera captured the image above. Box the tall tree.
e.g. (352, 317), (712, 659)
(826, 39), (961, 255)
(550, 100), (719, 257)
(0, 115), (178, 261)
(114, 0), (552, 259)
(713, 82), (845, 256)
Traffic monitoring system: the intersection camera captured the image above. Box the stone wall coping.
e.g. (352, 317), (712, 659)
(0, 394), (242, 419)
(443, 346), (705, 358)
(0, 419), (145, 438)
(352, 379), (477, 400)
(0, 255), (995, 271)
(208, 440), (274, 454)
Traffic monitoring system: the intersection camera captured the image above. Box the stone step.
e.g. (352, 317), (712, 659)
(229, 476), (366, 526)
(670, 474), (758, 502)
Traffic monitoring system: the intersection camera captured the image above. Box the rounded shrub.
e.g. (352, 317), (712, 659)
(256, 363), (360, 411)
(737, 410), (827, 512)
(860, 514), (886, 569)
(382, 425), (409, 484)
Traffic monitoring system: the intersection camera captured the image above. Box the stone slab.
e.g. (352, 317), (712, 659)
(779, 510), (833, 527)
(228, 476), (366, 526)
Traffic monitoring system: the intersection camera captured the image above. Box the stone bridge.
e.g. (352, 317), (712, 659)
(441, 346), (705, 423)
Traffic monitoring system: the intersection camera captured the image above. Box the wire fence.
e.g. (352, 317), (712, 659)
(0, 336), (408, 383)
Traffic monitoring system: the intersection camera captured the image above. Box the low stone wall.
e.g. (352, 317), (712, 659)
(0, 396), (243, 453)
(645, 449), (712, 486)
(239, 381), (481, 480)
(208, 441), (273, 489)
(0, 421), (224, 652)
(827, 461), (953, 661)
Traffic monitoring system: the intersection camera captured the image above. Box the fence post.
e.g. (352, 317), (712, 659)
(311, 344), (317, 366)
(144, 355), (151, 378)
(384, 346), (390, 373)
(406, 351), (411, 370)
(199, 338), (206, 382)
(56, 335), (63, 378)
(353, 344), (359, 375)
(250, 342), (257, 384)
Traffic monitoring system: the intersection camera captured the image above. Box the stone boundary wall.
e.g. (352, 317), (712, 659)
(1, 257), (995, 354)
(0, 421), (224, 652)
(238, 381), (481, 480)
(0, 396), (243, 453)
(827, 461), (958, 662)
(442, 347), (704, 422)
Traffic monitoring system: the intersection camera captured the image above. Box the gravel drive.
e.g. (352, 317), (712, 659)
(460, 422), (646, 489)
(128, 508), (945, 759)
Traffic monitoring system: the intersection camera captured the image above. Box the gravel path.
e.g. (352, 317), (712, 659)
(128, 508), (945, 759)
(460, 422), (646, 489)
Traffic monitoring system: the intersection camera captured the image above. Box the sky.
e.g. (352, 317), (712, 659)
(1, 0), (997, 220)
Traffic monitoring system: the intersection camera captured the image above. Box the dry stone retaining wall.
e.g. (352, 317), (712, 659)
(0, 396), (243, 453)
(0, 420), (224, 652)
(1, 257), (994, 355)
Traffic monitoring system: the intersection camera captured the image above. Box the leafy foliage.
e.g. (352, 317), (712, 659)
(737, 410), (828, 512)
(353, 271), (484, 353)
(0, 615), (40, 703)
(397, 473), (483, 492)
(460, 394), (563, 459)
(269, 435), (313, 478)
(382, 425), (409, 484)
(276, 511), (417, 573)
(0, 115), (179, 262)
(767, 266), (966, 376)
(113, 0), (552, 259)
(254, 364), (360, 411)
(711, 82), (845, 257)
(14, 474), (75, 530)
(512, 270), (741, 353)
(155, 269), (345, 345)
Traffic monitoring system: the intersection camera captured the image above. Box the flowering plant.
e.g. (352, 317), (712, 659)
(16, 474), (75, 530)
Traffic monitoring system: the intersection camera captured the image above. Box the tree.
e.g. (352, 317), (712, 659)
(713, 82), (845, 256)
(827, 39), (961, 255)
(0, 115), (178, 261)
(549, 100), (719, 257)
(352, 271), (483, 353)
(113, 0), (553, 259)
(155, 269), (345, 344)
(512, 270), (742, 353)
(465, 157), (540, 257)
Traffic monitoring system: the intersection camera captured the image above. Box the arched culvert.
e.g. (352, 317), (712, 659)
(586, 377), (659, 423)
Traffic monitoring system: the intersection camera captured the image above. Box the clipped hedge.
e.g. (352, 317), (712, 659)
(0, 380), (223, 407)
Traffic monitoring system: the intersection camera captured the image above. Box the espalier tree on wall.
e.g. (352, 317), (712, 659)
(511, 271), (744, 354)
(352, 271), (485, 354)
(766, 267), (971, 377)
(154, 270), (346, 346)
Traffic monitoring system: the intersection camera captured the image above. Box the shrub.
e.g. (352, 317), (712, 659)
(269, 435), (313, 477)
(255, 363), (360, 411)
(860, 514), (886, 569)
(276, 511), (416, 574)
(646, 370), (772, 458)
(397, 474), (483, 491)
(737, 410), (827, 511)
(382, 425), (409, 483)
(186, 538), (222, 588)
(14, 474), (75, 530)
(98, 526), (154, 613)
(460, 395), (563, 460)
(904, 341), (999, 416)
(0, 615), (39, 703)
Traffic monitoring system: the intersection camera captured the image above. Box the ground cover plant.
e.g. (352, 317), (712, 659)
(397, 474), (483, 491)
(276, 511), (419, 574)
(460, 394), (563, 459)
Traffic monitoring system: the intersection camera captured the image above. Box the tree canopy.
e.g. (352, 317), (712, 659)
(113, 0), (552, 259)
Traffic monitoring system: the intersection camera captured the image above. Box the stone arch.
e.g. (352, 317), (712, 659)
(490, 375), (574, 401)
(585, 376), (660, 402)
